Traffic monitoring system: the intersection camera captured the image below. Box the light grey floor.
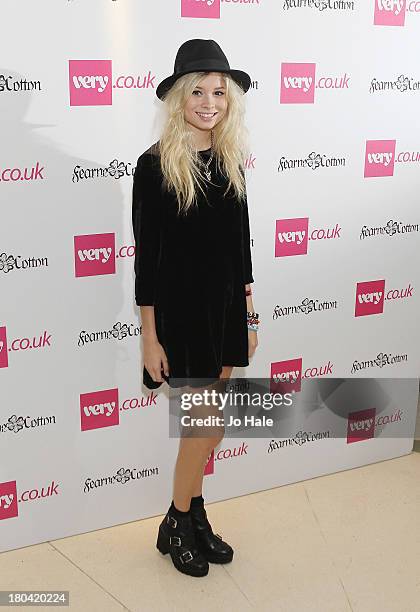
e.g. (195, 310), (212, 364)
(1, 440), (419, 612)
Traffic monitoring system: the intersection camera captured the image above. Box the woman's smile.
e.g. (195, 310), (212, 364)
(196, 111), (218, 122)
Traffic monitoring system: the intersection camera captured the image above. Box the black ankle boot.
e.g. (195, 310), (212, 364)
(190, 497), (234, 564)
(156, 504), (209, 577)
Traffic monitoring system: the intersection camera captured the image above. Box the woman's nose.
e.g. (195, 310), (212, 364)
(201, 94), (215, 107)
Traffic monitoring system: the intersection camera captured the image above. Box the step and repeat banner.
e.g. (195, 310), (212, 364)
(1, 0), (420, 552)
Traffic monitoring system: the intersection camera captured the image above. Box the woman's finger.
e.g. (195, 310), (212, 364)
(162, 355), (169, 376)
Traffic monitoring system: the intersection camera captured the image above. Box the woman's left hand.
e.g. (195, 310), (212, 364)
(248, 330), (258, 358)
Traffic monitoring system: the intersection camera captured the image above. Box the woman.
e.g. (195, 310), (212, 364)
(132, 39), (259, 577)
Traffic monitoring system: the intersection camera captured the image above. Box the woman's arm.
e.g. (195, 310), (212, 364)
(241, 190), (258, 358)
(139, 306), (158, 342)
(132, 153), (163, 307)
(241, 188), (254, 287)
(245, 284), (254, 313)
(132, 153), (168, 380)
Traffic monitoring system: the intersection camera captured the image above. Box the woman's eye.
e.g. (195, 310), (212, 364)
(192, 90), (224, 96)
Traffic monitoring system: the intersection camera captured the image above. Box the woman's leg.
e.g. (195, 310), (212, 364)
(173, 437), (220, 511)
(190, 366), (234, 498)
(173, 368), (234, 510)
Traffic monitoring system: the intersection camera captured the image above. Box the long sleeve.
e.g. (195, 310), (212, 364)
(132, 153), (163, 306)
(241, 188), (254, 285)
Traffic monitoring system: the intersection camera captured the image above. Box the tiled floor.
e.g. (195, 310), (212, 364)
(1, 447), (419, 612)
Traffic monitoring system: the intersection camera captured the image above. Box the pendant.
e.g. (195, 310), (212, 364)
(205, 170), (211, 181)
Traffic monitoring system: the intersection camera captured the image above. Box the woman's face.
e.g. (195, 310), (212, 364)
(184, 72), (228, 135)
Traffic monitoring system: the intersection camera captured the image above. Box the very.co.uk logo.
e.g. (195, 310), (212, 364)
(181, 0), (260, 19)
(274, 217), (341, 257)
(364, 140), (420, 177)
(275, 218), (308, 256)
(364, 140), (396, 177)
(74, 233), (135, 278)
(0, 481), (18, 520)
(355, 279), (414, 317)
(0, 326), (52, 369)
(348, 406), (403, 442)
(69, 60), (112, 106)
(181, 0), (220, 18)
(280, 63), (350, 104)
(0, 479), (60, 522)
(0, 327), (8, 368)
(347, 409), (376, 443)
(347, 408), (403, 444)
(270, 357), (334, 394)
(74, 233), (115, 277)
(80, 388), (158, 432)
(0, 162), (44, 183)
(68, 60), (156, 107)
(374, 0), (406, 26)
(355, 280), (385, 316)
(204, 442), (248, 476)
(74, 233), (136, 278)
(80, 388), (119, 431)
(271, 358), (302, 394)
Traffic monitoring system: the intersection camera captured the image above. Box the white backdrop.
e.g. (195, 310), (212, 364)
(1, 0), (419, 553)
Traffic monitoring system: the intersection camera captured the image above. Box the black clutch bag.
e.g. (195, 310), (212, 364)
(143, 365), (169, 390)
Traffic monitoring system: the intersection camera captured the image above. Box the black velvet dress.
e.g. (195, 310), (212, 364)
(131, 143), (254, 389)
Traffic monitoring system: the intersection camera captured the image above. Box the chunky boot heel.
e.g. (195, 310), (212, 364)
(156, 508), (209, 577)
(156, 526), (170, 555)
(190, 502), (234, 564)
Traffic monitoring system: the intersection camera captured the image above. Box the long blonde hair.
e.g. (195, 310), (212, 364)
(159, 72), (249, 215)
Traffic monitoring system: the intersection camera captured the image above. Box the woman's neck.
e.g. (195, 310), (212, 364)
(189, 128), (212, 152)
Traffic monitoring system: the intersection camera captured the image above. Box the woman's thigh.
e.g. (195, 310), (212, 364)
(220, 365), (233, 379)
(178, 378), (226, 439)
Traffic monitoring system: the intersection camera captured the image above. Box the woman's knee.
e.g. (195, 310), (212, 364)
(191, 429), (225, 452)
(206, 427), (225, 450)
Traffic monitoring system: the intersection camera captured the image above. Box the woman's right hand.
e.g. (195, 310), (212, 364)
(142, 336), (169, 382)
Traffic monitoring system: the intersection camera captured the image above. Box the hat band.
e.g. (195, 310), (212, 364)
(175, 58), (231, 73)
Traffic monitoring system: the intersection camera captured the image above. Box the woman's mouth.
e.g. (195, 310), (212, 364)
(196, 112), (217, 122)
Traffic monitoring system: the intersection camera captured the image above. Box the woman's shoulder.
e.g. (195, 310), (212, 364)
(134, 142), (163, 184)
(136, 141), (161, 165)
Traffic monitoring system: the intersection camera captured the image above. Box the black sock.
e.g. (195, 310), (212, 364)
(169, 500), (190, 517)
(190, 494), (204, 507)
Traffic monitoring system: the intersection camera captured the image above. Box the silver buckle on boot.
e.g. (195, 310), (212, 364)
(170, 536), (181, 546)
(167, 515), (177, 528)
(180, 550), (193, 564)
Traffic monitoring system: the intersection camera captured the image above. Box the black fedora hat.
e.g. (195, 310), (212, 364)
(156, 39), (251, 100)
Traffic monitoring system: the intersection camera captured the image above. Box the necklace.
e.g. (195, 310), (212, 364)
(199, 130), (214, 181)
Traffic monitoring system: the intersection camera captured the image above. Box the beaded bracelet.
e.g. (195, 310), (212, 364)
(247, 311), (260, 332)
(245, 288), (252, 296)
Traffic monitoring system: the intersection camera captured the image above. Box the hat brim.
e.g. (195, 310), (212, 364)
(156, 69), (251, 100)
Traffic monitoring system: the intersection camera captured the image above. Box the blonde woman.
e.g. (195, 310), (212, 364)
(132, 39), (258, 577)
